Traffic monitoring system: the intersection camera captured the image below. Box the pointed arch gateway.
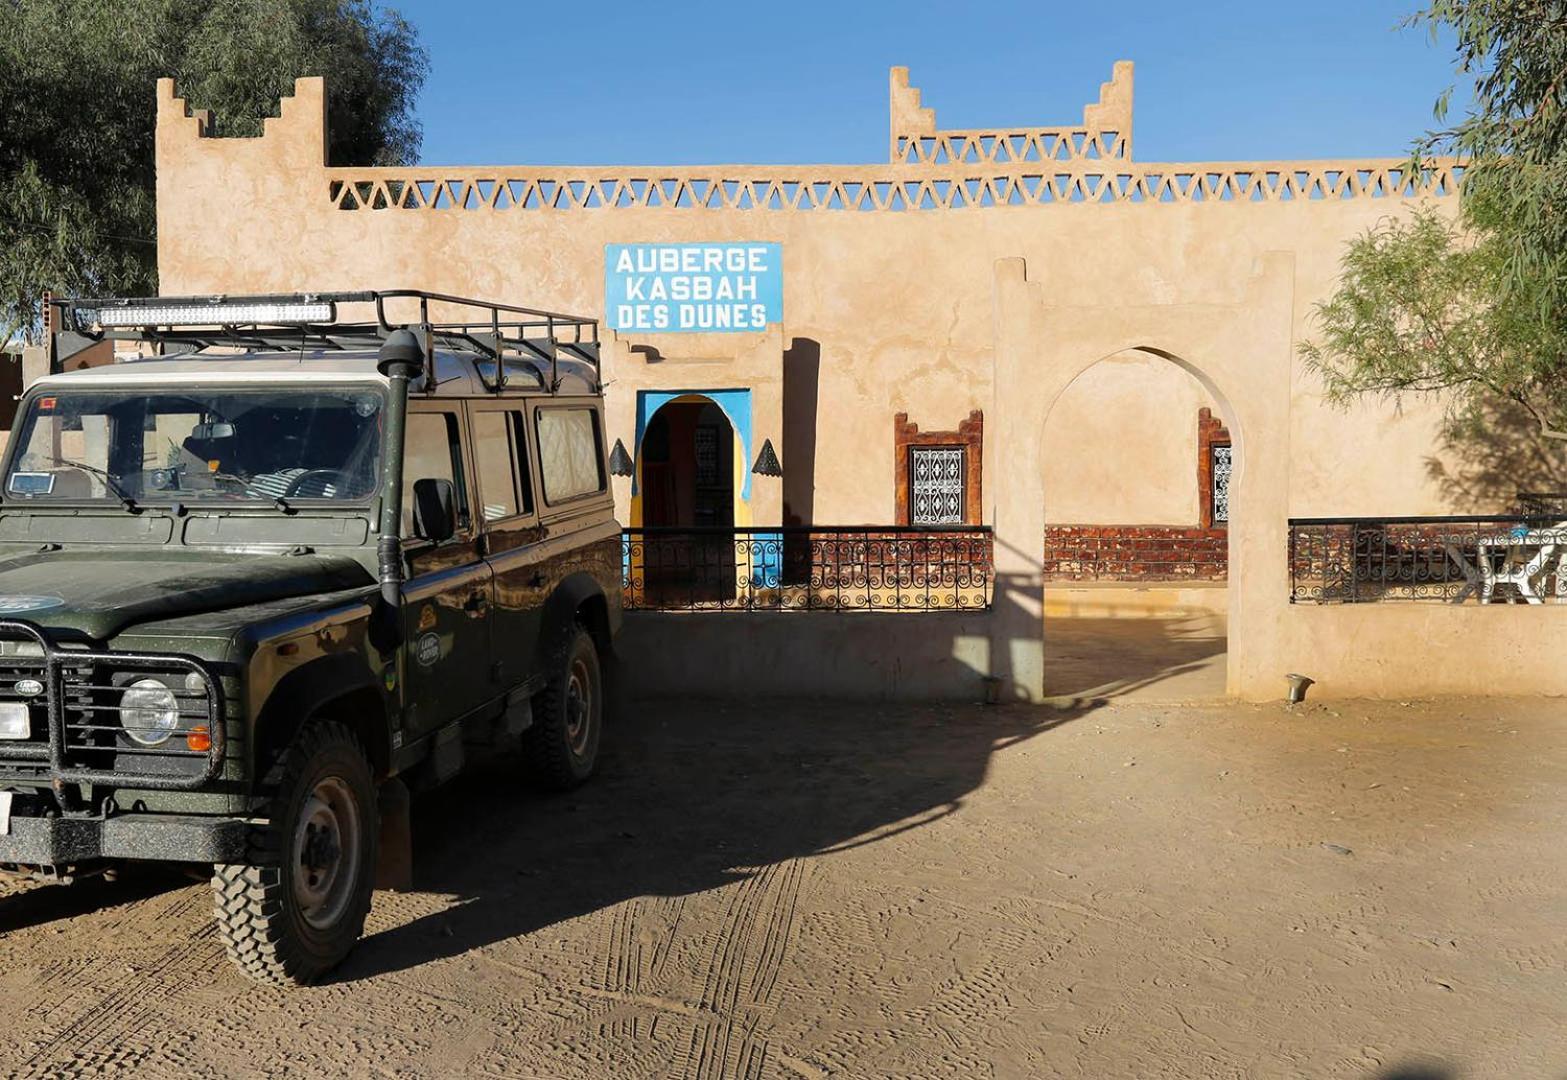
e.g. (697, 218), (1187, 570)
(1041, 347), (1236, 700)
(988, 254), (1297, 702)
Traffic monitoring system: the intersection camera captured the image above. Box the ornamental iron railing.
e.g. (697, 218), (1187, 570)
(1289, 515), (1567, 604)
(622, 526), (992, 611)
(1043, 525), (1228, 582)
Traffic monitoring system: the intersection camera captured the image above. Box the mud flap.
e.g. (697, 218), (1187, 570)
(375, 777), (412, 891)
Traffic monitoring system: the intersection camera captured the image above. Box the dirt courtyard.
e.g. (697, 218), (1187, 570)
(0, 694), (1563, 1078)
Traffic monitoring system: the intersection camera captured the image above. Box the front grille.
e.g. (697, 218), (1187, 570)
(0, 621), (223, 790)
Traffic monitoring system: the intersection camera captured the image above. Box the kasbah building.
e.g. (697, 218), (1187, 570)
(143, 63), (1566, 705)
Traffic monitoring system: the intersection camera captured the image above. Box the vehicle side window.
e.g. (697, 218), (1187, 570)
(535, 407), (604, 505)
(471, 410), (518, 523)
(509, 412), (535, 515)
(402, 411), (469, 537)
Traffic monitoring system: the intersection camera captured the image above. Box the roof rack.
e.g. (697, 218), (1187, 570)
(48, 289), (601, 394)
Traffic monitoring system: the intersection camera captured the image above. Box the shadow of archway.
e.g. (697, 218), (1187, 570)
(340, 695), (1092, 982)
(1043, 613), (1227, 702)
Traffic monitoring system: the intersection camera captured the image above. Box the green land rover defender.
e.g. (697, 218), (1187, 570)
(0, 291), (622, 984)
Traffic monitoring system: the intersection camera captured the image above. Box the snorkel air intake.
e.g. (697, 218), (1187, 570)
(375, 329), (423, 615)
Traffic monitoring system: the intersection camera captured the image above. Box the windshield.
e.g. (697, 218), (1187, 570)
(3, 386), (385, 505)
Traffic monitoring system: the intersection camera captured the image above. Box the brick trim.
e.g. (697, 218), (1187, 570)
(1043, 525), (1228, 582)
(894, 410), (983, 525)
(1197, 406), (1232, 529)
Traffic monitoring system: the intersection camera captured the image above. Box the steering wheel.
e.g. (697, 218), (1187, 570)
(283, 469), (354, 499)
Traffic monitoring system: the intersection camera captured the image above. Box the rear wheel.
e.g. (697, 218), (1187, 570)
(212, 722), (378, 985)
(522, 625), (603, 790)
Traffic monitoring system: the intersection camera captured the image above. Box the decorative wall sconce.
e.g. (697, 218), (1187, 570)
(751, 438), (782, 477)
(608, 438), (633, 477)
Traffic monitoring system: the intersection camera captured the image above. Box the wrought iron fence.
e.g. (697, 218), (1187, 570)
(622, 526), (992, 611)
(1043, 525), (1228, 582)
(1289, 515), (1567, 603)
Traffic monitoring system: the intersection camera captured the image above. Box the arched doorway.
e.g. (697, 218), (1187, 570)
(640, 398), (735, 529)
(636, 395), (740, 604)
(1040, 347), (1237, 702)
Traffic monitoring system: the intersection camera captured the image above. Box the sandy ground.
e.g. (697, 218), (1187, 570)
(0, 692), (1564, 1079)
(1044, 612), (1228, 702)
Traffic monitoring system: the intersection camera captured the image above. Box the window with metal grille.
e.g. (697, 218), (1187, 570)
(694, 425), (720, 486)
(910, 446), (965, 525)
(1211, 444), (1232, 524)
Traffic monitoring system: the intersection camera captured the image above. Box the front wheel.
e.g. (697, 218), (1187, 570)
(212, 722), (378, 986)
(522, 624), (603, 791)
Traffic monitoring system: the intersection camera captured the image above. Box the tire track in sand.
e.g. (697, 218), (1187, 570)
(679, 858), (809, 1080)
(16, 889), (222, 1076)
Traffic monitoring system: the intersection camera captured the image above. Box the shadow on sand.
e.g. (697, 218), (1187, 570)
(0, 613), (1216, 982)
(1042, 613), (1227, 704)
(1373, 1064), (1458, 1080)
(341, 694), (1091, 981)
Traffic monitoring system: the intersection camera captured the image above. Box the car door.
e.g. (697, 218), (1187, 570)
(400, 404), (494, 738)
(469, 402), (546, 690)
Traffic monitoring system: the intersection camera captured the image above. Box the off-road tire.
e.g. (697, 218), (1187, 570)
(212, 722), (379, 986)
(522, 624), (603, 791)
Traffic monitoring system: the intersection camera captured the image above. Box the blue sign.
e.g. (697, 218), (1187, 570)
(605, 243), (781, 333)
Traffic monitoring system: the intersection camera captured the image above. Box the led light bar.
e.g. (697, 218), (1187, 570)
(93, 300), (335, 327)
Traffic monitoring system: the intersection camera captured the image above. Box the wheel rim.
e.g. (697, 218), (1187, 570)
(565, 656), (593, 757)
(292, 775), (362, 931)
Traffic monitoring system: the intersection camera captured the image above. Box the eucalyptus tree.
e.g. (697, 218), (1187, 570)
(0, 0), (428, 344)
(1305, 2), (1567, 456)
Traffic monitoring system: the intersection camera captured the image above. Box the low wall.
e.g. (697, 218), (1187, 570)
(617, 601), (1567, 703)
(1283, 603), (1567, 699)
(615, 610), (992, 702)
(1043, 525), (1228, 582)
(1044, 582), (1228, 620)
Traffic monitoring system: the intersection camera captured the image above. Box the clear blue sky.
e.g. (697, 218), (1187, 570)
(390, 0), (1468, 166)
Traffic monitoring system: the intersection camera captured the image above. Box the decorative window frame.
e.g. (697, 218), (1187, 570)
(1197, 406), (1232, 529)
(894, 410), (983, 526)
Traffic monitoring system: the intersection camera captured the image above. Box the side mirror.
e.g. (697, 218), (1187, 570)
(412, 478), (457, 543)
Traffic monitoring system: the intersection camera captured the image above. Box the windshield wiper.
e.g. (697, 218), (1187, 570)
(45, 458), (138, 512)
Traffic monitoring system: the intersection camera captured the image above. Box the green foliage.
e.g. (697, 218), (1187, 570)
(1303, 209), (1567, 441)
(1305, 2), (1567, 458)
(1412, 1), (1567, 319)
(0, 0), (428, 343)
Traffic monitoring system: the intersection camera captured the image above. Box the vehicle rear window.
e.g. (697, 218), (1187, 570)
(535, 407), (604, 504)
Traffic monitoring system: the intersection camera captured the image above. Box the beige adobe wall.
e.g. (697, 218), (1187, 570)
(601, 328), (785, 527)
(149, 68), (1551, 702)
(1043, 353), (1213, 524)
(153, 67), (1465, 527)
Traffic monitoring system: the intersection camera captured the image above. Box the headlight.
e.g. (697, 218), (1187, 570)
(121, 678), (179, 746)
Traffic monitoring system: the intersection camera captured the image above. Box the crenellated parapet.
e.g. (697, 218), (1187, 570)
(888, 66), (938, 160)
(156, 75), (328, 163)
(890, 62), (1134, 165)
(153, 67), (1462, 222)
